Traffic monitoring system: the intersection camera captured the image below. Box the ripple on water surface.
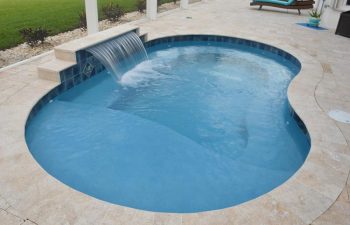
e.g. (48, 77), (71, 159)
(26, 42), (309, 212)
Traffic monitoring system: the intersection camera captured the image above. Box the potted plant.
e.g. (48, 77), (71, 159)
(308, 10), (322, 27)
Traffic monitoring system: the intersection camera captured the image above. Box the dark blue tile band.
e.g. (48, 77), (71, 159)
(26, 34), (303, 129)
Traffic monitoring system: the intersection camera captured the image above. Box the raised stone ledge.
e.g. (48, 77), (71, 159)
(37, 24), (146, 82)
(54, 24), (140, 62)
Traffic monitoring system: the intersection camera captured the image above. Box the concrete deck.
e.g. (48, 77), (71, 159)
(0, 0), (349, 224)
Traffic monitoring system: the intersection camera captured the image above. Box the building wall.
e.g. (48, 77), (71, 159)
(315, 0), (350, 29)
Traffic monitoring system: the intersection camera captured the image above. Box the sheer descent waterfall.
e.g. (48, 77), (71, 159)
(86, 32), (148, 81)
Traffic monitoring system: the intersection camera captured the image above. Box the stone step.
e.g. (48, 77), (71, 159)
(37, 59), (76, 82)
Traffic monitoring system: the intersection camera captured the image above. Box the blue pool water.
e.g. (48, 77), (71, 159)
(26, 40), (310, 213)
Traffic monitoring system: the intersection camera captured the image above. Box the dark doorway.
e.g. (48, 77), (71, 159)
(336, 11), (350, 38)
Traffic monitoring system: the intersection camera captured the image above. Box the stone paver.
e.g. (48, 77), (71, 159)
(0, 210), (24, 225)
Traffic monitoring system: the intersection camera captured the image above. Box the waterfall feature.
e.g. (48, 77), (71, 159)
(86, 32), (148, 81)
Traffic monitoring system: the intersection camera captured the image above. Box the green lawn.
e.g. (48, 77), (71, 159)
(0, 0), (163, 50)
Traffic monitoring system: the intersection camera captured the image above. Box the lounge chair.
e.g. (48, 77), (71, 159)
(250, 0), (315, 15)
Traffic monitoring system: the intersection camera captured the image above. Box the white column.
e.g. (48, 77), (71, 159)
(147, 0), (157, 20)
(180, 0), (189, 9)
(85, 0), (99, 34)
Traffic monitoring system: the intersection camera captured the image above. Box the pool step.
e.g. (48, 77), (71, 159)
(37, 59), (76, 82)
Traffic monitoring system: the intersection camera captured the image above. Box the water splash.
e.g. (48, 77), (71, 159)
(86, 32), (148, 81)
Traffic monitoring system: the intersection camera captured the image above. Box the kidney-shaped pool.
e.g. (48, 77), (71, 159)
(26, 35), (310, 213)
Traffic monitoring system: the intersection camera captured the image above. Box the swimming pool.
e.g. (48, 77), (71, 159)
(25, 35), (310, 213)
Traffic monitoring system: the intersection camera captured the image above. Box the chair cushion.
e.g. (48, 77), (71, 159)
(254, 0), (295, 6)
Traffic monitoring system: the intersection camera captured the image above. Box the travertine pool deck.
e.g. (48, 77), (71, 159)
(1, 0), (350, 224)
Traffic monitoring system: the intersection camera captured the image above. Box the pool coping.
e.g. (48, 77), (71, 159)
(0, 29), (349, 225)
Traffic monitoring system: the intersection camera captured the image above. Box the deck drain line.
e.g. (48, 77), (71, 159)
(328, 110), (350, 124)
